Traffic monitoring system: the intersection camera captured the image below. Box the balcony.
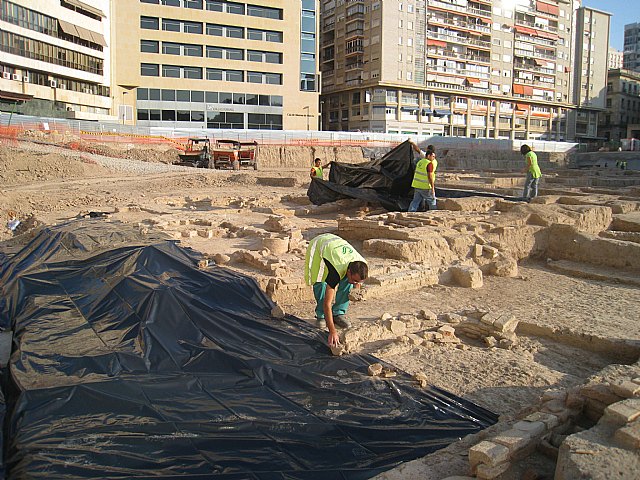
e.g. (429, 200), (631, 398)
(515, 18), (558, 33)
(346, 46), (364, 56)
(345, 61), (364, 71)
(427, 65), (490, 79)
(430, 0), (490, 18)
(427, 32), (491, 49)
(427, 49), (490, 64)
(515, 48), (555, 60)
(427, 15), (491, 34)
(345, 29), (364, 39)
(514, 62), (556, 75)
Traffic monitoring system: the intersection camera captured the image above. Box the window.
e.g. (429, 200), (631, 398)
(141, 63), (159, 76)
(207, 46), (223, 58)
(184, 21), (203, 34)
(162, 19), (180, 32)
(162, 89), (175, 101)
(137, 88), (149, 100)
(248, 29), (283, 43)
(140, 40), (159, 53)
(177, 110), (191, 121)
(247, 4), (282, 20)
(162, 65), (180, 77)
(227, 26), (243, 38)
(177, 90), (191, 101)
(184, 44), (202, 56)
(141, 16), (159, 30)
(191, 91), (204, 102)
(300, 73), (316, 91)
(184, 0), (203, 8)
(183, 66), (203, 79)
(163, 42), (181, 55)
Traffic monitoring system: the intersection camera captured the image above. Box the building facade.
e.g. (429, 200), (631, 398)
(319, 0), (609, 141)
(0, 0), (113, 120)
(599, 68), (640, 142)
(111, 0), (319, 130)
(567, 6), (610, 142)
(609, 48), (623, 70)
(623, 22), (640, 72)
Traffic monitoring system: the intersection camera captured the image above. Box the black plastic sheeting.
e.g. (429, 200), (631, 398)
(307, 140), (523, 211)
(0, 220), (497, 479)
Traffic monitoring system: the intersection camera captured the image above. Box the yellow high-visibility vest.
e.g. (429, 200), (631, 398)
(411, 158), (438, 189)
(304, 233), (366, 285)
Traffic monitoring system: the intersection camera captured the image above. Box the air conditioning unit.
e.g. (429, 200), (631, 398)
(22, 75), (29, 83)
(12, 73), (21, 81)
(49, 79), (57, 88)
(59, 83), (66, 89)
(2, 72), (11, 80)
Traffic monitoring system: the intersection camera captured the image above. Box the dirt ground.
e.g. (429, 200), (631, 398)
(1, 139), (639, 479)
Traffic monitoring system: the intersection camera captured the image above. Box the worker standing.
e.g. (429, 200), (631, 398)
(310, 158), (331, 179)
(521, 144), (541, 200)
(408, 146), (438, 212)
(304, 233), (368, 347)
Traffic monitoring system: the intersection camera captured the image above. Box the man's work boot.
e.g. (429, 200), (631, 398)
(333, 315), (351, 329)
(315, 317), (326, 330)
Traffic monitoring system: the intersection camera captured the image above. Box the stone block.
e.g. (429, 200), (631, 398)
(438, 325), (456, 337)
(482, 244), (499, 259)
(602, 399), (640, 426)
(450, 265), (483, 289)
(513, 420), (546, 437)
(492, 313), (518, 333)
(614, 421), (640, 449)
(476, 461), (510, 480)
(484, 336), (498, 348)
(542, 390), (567, 403)
(492, 429), (532, 454)
(419, 309), (437, 321)
(368, 363), (383, 376)
(413, 372), (429, 388)
(581, 383), (624, 405)
(474, 244), (484, 257)
(524, 412), (560, 430)
(469, 441), (510, 470)
(611, 381), (640, 399)
(181, 229), (197, 238)
(407, 333), (423, 345)
(385, 319), (407, 335)
(197, 229), (214, 238)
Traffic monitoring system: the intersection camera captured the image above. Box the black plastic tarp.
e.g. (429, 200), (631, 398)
(0, 220), (497, 479)
(307, 141), (522, 210)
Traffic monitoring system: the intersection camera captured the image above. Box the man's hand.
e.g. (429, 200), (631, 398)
(328, 330), (340, 347)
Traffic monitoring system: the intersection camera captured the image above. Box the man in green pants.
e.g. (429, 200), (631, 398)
(304, 233), (369, 347)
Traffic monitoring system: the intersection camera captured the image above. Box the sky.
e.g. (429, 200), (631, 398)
(582, 0), (631, 50)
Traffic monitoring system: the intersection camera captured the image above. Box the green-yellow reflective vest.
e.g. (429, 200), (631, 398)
(411, 158), (438, 190)
(526, 151), (541, 179)
(304, 233), (366, 285)
(312, 166), (323, 178)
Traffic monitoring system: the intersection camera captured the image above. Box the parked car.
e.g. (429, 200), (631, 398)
(175, 138), (210, 168)
(211, 140), (259, 170)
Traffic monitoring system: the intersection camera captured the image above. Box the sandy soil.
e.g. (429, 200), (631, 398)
(1, 139), (639, 479)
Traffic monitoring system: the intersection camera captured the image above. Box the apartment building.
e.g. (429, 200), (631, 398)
(609, 48), (623, 70)
(623, 22), (640, 72)
(599, 68), (640, 142)
(111, 0), (319, 130)
(567, 6), (610, 142)
(0, 0), (113, 120)
(319, 0), (607, 141)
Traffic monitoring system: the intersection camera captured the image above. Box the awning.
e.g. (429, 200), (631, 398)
(534, 58), (545, 66)
(63, 0), (105, 17)
(537, 30), (558, 40)
(421, 108), (433, 116)
(0, 90), (33, 102)
(58, 19), (80, 37)
(524, 85), (534, 96)
(536, 1), (559, 16)
(513, 84), (525, 95)
(58, 19), (106, 46)
(516, 103), (530, 111)
(434, 109), (451, 117)
(427, 39), (447, 48)
(466, 77), (481, 84)
(514, 25), (538, 36)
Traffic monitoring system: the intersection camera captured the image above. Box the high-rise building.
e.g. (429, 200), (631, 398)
(0, 0), (112, 120)
(111, 0), (319, 130)
(623, 22), (640, 72)
(319, 0), (609, 142)
(567, 6), (611, 142)
(609, 48), (623, 70)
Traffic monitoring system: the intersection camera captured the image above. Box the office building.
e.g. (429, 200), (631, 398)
(320, 0), (609, 142)
(0, 0), (112, 120)
(623, 22), (640, 72)
(111, 0), (319, 130)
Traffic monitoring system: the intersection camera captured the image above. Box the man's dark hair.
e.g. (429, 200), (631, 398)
(520, 144), (531, 155)
(348, 261), (368, 280)
(314, 157), (321, 163)
(426, 144), (435, 154)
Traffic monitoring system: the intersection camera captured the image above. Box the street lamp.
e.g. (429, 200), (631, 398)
(304, 105), (310, 130)
(122, 91), (128, 125)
